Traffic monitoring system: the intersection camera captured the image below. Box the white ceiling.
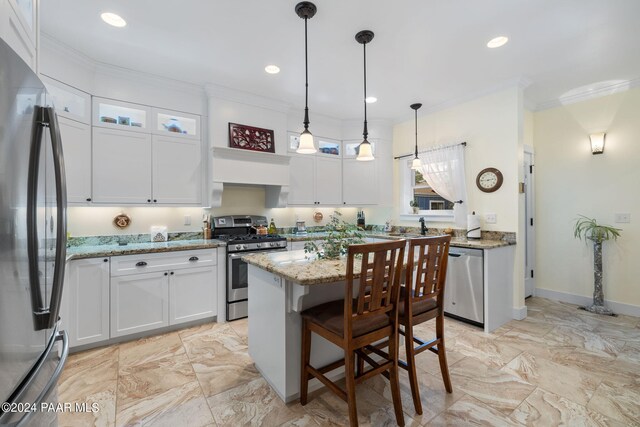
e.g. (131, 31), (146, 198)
(40, 0), (640, 121)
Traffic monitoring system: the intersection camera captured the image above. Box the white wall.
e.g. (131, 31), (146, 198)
(533, 87), (640, 309)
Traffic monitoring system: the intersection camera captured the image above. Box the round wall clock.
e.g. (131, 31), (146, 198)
(476, 167), (503, 193)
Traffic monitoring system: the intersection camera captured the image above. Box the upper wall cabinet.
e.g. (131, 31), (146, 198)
(1, 0), (38, 70)
(152, 108), (201, 140)
(288, 134), (342, 158)
(42, 75), (91, 124)
(93, 97), (151, 133)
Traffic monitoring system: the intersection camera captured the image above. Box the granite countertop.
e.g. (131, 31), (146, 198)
(243, 250), (354, 286)
(66, 239), (226, 261)
(283, 232), (513, 249)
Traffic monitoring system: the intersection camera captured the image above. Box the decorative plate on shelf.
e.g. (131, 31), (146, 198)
(113, 213), (131, 229)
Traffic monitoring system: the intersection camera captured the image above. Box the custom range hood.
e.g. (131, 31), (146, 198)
(210, 146), (290, 208)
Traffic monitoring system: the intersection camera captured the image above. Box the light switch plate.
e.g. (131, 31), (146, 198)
(184, 215), (191, 226)
(614, 213), (630, 223)
(485, 213), (497, 224)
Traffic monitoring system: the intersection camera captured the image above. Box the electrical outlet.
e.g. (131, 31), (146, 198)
(614, 213), (630, 223)
(485, 213), (497, 224)
(184, 215), (191, 226)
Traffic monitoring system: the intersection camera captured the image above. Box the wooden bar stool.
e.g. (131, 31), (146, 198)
(299, 240), (406, 427)
(400, 235), (452, 415)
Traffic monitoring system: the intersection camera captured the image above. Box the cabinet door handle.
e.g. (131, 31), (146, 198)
(103, 258), (108, 262)
(164, 272), (168, 276)
(147, 199), (151, 203)
(170, 271), (174, 275)
(135, 261), (148, 267)
(86, 197), (92, 202)
(189, 256), (199, 261)
(153, 199), (157, 203)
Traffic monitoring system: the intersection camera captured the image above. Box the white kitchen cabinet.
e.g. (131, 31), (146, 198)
(58, 117), (92, 203)
(0, 0), (37, 70)
(342, 158), (377, 205)
(315, 157), (342, 205)
(93, 97), (150, 133)
(288, 155), (342, 206)
(63, 258), (110, 348)
(152, 108), (200, 140)
(152, 135), (201, 204)
(42, 76), (91, 124)
(288, 155), (316, 205)
(111, 271), (170, 337)
(92, 127), (153, 204)
(169, 266), (217, 325)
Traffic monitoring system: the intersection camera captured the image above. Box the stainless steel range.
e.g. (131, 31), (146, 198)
(212, 215), (288, 321)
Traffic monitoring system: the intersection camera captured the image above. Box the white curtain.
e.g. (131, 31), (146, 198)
(417, 144), (468, 227)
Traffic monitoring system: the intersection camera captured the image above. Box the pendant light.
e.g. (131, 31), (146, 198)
(355, 30), (374, 161)
(295, 2), (317, 154)
(410, 103), (422, 170)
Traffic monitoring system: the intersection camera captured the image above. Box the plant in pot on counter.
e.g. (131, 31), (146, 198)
(573, 215), (622, 316)
(304, 211), (364, 259)
(410, 198), (420, 214)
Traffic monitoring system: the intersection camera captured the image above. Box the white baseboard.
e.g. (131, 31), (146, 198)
(535, 287), (640, 318)
(512, 306), (528, 320)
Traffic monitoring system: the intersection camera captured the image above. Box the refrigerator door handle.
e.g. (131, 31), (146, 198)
(26, 106), (67, 331)
(44, 107), (67, 330)
(14, 331), (69, 427)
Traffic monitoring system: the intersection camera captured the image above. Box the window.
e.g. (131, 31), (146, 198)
(401, 159), (454, 220)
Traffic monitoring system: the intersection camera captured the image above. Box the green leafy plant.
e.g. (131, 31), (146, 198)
(573, 215), (622, 244)
(304, 211), (364, 259)
(409, 198), (419, 208)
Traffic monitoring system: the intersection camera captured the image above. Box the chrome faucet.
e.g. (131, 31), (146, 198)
(419, 217), (426, 236)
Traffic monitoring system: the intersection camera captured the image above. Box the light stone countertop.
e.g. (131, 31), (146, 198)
(66, 239), (226, 261)
(283, 232), (513, 250)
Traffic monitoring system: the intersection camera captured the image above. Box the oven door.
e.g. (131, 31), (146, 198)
(227, 248), (287, 302)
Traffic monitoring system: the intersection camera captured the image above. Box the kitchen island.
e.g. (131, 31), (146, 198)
(243, 242), (515, 403)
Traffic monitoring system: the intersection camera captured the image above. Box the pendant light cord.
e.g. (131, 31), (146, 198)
(362, 41), (368, 140)
(303, 17), (310, 130)
(414, 108), (418, 158)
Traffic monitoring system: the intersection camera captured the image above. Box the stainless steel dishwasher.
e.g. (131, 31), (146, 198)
(444, 247), (484, 326)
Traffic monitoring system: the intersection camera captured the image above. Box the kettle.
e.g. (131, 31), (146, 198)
(162, 118), (184, 133)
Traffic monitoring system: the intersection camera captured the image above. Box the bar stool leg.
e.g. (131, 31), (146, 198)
(404, 321), (423, 415)
(436, 315), (453, 393)
(389, 327), (406, 426)
(300, 319), (311, 405)
(345, 349), (358, 427)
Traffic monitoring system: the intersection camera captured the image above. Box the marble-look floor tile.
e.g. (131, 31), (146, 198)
(367, 368), (465, 425)
(301, 377), (422, 426)
(190, 352), (260, 398)
(117, 353), (197, 408)
(59, 380), (117, 427)
(118, 332), (185, 368)
(207, 377), (305, 426)
(618, 340), (640, 364)
(544, 325), (626, 357)
(506, 317), (555, 337)
(511, 387), (626, 427)
(116, 380), (213, 427)
(426, 395), (523, 426)
(181, 323), (248, 360)
(445, 331), (522, 369)
(587, 380), (640, 426)
(502, 352), (601, 406)
(229, 317), (249, 340)
(450, 357), (536, 414)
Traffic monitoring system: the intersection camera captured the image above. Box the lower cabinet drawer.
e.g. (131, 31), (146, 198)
(111, 249), (216, 276)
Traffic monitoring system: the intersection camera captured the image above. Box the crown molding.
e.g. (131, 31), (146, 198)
(533, 78), (640, 111)
(393, 77), (533, 124)
(205, 83), (291, 113)
(41, 33), (206, 98)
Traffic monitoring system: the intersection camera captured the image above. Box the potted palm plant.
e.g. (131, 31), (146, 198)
(573, 215), (622, 316)
(409, 198), (420, 214)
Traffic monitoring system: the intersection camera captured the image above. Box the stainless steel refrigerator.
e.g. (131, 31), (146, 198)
(0, 38), (69, 426)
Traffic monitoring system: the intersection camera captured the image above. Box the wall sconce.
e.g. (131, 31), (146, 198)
(590, 132), (606, 154)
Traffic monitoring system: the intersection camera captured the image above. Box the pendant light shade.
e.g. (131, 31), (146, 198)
(295, 2), (317, 154)
(410, 103), (422, 170)
(356, 30), (375, 162)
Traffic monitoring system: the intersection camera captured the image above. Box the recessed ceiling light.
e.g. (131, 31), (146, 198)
(264, 65), (280, 74)
(365, 96), (377, 103)
(101, 12), (126, 28)
(487, 36), (508, 48)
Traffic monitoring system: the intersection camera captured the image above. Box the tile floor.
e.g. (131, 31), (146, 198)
(57, 297), (640, 426)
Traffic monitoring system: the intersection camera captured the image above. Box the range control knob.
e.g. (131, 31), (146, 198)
(235, 245), (242, 251)
(256, 243), (262, 248)
(269, 242), (276, 247)
(242, 244), (248, 250)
